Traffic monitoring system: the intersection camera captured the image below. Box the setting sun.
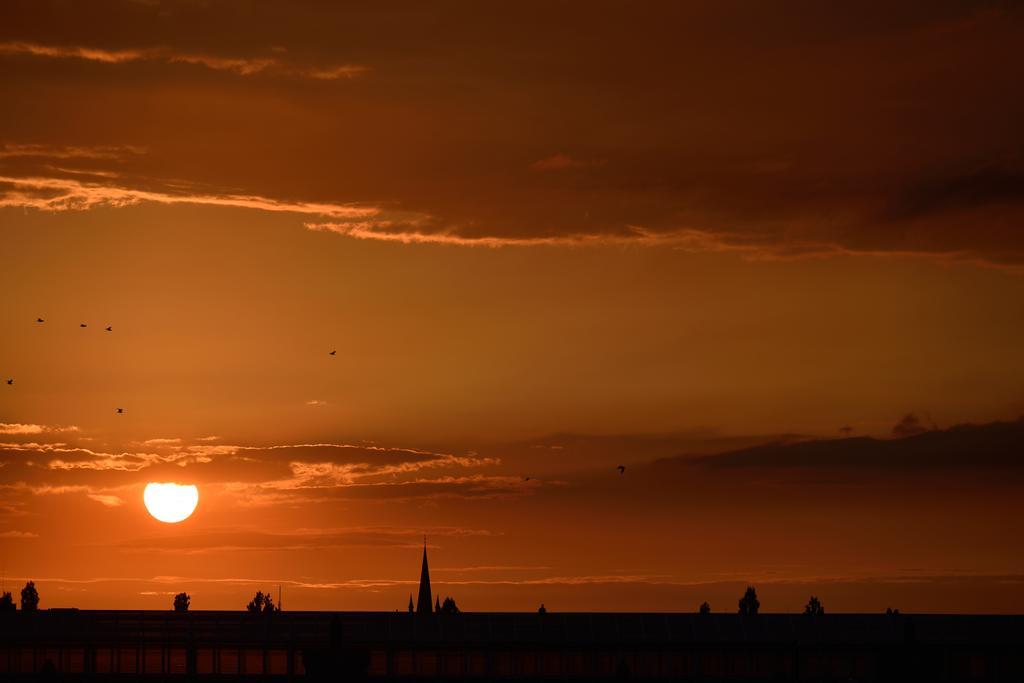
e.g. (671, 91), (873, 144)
(143, 483), (199, 524)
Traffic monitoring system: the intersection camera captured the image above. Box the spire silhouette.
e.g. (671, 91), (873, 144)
(416, 538), (432, 614)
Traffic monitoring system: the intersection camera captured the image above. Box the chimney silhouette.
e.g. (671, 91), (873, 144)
(416, 538), (432, 614)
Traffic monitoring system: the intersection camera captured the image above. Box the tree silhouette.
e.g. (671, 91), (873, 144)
(246, 590), (279, 614)
(699, 601), (711, 615)
(804, 595), (824, 616)
(738, 586), (759, 616)
(247, 591), (265, 613)
(839, 425), (853, 437)
(173, 592), (190, 612)
(538, 603), (547, 614)
(20, 581), (39, 611)
(440, 596), (460, 614)
(0, 591), (15, 612)
(885, 607), (900, 616)
(892, 413), (927, 437)
(407, 595), (414, 613)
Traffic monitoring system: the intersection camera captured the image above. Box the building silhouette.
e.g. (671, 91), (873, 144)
(2, 610), (1022, 680)
(416, 540), (432, 614)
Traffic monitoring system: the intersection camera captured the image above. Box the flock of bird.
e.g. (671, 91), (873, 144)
(5, 317), (122, 412)
(7, 319), (628, 476)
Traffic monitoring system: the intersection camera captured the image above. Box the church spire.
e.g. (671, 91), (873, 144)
(416, 537), (432, 613)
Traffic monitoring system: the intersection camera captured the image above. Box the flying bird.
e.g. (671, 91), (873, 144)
(80, 323), (87, 328)
(105, 326), (112, 332)
(5, 379), (12, 385)
(522, 476), (532, 482)
(36, 317), (44, 323)
(329, 350), (337, 356)
(617, 465), (626, 474)
(115, 408), (124, 414)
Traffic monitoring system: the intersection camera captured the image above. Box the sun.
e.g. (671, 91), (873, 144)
(143, 482), (199, 523)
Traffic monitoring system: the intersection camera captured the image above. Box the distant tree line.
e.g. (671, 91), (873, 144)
(246, 590), (280, 614)
(0, 580), (903, 617)
(0, 581), (39, 611)
(697, 588), (841, 616)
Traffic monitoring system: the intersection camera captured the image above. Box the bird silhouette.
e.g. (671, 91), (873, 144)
(36, 317), (44, 323)
(329, 350), (337, 356)
(5, 379), (12, 385)
(105, 326), (112, 332)
(115, 408), (124, 414)
(617, 465), (626, 474)
(80, 323), (87, 328)
(522, 476), (532, 482)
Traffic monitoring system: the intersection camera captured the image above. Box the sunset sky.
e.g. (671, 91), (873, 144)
(2, 1), (1024, 614)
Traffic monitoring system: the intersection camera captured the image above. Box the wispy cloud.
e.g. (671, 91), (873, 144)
(0, 143), (145, 160)
(0, 41), (367, 80)
(0, 423), (79, 435)
(87, 494), (125, 507)
(0, 174), (380, 218)
(0, 440), (208, 471)
(306, 221), (762, 250)
(0, 530), (38, 538)
(4, 150), (1009, 267)
(0, 481), (131, 508)
(1, 436), (510, 503)
(305, 64), (371, 80)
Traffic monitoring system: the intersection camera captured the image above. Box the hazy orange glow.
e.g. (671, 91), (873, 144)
(1, 1), (1023, 614)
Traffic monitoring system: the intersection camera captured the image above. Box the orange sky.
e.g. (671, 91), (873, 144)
(2, 0), (1024, 614)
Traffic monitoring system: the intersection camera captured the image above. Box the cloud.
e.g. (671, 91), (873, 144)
(0, 436), (510, 504)
(0, 439), (212, 473)
(305, 399), (327, 407)
(0, 143), (146, 160)
(686, 418), (1024, 472)
(0, 174), (381, 218)
(46, 446), (196, 471)
(0, 423), (79, 435)
(0, 41), (367, 80)
(87, 494), (125, 507)
(881, 163), (1024, 223)
(0, 530), (38, 538)
(304, 221), (763, 251)
(305, 65), (371, 80)
(0, 5), (1022, 267)
(217, 442), (508, 503)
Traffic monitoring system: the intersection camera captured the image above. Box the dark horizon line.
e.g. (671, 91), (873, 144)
(7, 608), (1021, 617)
